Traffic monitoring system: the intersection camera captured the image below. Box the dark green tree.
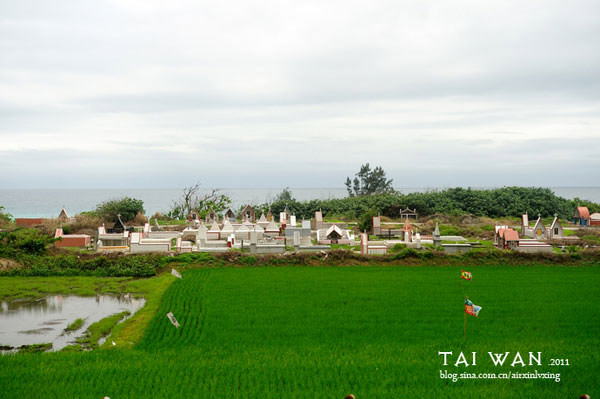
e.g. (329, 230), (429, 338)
(95, 197), (145, 223)
(256, 188), (297, 218)
(359, 208), (380, 232)
(345, 163), (394, 197)
(274, 187), (295, 203)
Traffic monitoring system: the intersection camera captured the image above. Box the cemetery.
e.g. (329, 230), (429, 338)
(4, 197), (599, 257)
(84, 207), (351, 255)
(2, 186), (600, 269)
(99, 202), (597, 257)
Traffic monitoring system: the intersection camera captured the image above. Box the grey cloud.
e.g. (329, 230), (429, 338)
(1, 0), (599, 188)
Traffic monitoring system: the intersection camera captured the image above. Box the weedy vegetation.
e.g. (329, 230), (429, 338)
(64, 318), (85, 332)
(75, 311), (130, 350)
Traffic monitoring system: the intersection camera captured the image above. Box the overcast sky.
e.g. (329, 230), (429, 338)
(1, 0), (599, 189)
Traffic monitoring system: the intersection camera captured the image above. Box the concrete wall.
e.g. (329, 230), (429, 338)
(318, 239), (352, 245)
(367, 246), (387, 255)
(130, 242), (171, 253)
(197, 247), (229, 253)
(249, 244), (286, 254)
(55, 236), (91, 248)
(97, 246), (129, 253)
(199, 240), (228, 248)
(295, 245), (331, 252)
(181, 230), (198, 241)
(234, 231), (251, 241)
(522, 227), (534, 238)
(515, 245), (553, 253)
(206, 232), (221, 240)
(442, 244), (472, 253)
(98, 236), (128, 247)
(284, 227), (311, 238)
(148, 231), (180, 240)
(15, 218), (45, 227)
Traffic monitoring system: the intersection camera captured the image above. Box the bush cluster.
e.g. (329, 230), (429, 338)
(0, 206), (12, 228)
(0, 229), (56, 257)
(95, 197), (145, 223)
(1, 253), (164, 277)
(255, 187), (599, 220)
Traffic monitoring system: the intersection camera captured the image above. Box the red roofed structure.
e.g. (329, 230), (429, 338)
(501, 229), (519, 249)
(574, 206), (590, 226)
(494, 225), (509, 245)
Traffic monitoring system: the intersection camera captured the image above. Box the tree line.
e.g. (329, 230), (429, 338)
(78, 185), (600, 223)
(255, 187), (599, 221)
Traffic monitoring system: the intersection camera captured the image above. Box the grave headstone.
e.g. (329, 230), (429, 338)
(372, 216), (381, 235)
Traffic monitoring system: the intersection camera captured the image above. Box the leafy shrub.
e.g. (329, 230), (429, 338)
(390, 243), (407, 253)
(239, 256), (257, 266)
(392, 248), (420, 260)
(359, 208), (379, 232)
(0, 206), (13, 228)
(96, 197), (145, 223)
(0, 228), (55, 257)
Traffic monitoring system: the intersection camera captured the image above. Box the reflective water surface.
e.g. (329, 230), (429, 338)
(0, 295), (145, 351)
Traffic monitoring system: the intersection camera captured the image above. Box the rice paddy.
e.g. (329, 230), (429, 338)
(0, 265), (598, 398)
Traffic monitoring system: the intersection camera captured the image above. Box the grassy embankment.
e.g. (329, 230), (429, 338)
(64, 318), (85, 332)
(2, 245), (600, 282)
(65, 311), (131, 350)
(0, 265), (599, 398)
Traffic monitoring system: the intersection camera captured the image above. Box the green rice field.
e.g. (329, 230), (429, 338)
(1, 265), (599, 398)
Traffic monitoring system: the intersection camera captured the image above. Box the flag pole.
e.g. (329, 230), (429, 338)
(464, 311), (466, 342)
(463, 296), (468, 342)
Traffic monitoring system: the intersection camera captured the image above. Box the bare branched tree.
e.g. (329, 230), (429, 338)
(167, 183), (231, 220)
(182, 182), (201, 217)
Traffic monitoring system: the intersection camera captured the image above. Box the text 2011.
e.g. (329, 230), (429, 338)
(549, 358), (569, 366)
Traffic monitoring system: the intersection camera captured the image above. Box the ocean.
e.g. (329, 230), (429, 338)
(1, 187), (599, 218)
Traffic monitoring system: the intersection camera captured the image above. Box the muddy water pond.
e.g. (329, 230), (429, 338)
(0, 295), (145, 351)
